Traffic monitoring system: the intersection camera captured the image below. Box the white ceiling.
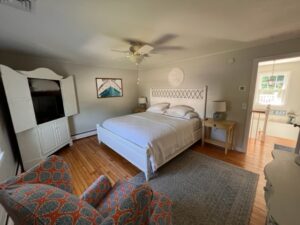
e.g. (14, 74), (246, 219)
(1, 0), (300, 69)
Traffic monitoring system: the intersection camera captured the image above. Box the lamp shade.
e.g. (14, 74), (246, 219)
(212, 101), (226, 112)
(138, 97), (147, 104)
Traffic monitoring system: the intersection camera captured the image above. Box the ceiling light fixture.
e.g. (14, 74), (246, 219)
(128, 54), (144, 65)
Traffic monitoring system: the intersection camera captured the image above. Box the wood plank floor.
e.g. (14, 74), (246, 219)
(57, 135), (296, 225)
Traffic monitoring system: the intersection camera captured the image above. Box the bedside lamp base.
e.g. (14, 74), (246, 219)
(213, 112), (226, 121)
(139, 103), (147, 109)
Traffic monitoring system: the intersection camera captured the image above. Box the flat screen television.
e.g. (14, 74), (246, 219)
(28, 78), (65, 124)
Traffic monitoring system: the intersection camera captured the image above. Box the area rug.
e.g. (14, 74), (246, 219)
(131, 150), (259, 225)
(274, 144), (295, 152)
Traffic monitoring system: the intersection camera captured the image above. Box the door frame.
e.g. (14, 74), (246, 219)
(243, 51), (300, 152)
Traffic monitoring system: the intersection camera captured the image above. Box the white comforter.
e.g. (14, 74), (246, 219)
(102, 112), (200, 171)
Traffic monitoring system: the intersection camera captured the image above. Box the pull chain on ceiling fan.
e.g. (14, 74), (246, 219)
(137, 64), (140, 85)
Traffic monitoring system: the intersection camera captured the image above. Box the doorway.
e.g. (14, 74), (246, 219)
(248, 56), (300, 152)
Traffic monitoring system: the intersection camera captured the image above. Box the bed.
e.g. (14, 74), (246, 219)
(97, 87), (207, 180)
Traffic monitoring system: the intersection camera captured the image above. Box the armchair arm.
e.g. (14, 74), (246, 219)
(2, 155), (73, 193)
(80, 175), (112, 208)
(150, 192), (173, 225)
(102, 184), (153, 225)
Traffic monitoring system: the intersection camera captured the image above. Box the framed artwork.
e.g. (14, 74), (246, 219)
(96, 78), (123, 98)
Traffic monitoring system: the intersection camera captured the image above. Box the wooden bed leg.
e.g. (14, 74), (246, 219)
(96, 124), (102, 144)
(97, 136), (102, 144)
(145, 151), (152, 181)
(145, 172), (150, 181)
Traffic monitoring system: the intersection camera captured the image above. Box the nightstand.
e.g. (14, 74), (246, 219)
(202, 118), (236, 154)
(133, 107), (146, 113)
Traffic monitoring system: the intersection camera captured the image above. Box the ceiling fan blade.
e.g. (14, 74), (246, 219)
(123, 38), (148, 46)
(152, 34), (177, 46)
(152, 46), (184, 53)
(136, 45), (154, 55)
(111, 49), (129, 53)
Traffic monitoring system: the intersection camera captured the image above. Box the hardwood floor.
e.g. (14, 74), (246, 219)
(57, 135), (296, 225)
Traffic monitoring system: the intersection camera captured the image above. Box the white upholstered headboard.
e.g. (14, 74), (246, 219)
(150, 86), (208, 119)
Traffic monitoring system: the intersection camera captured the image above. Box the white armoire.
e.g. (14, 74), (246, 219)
(0, 65), (78, 170)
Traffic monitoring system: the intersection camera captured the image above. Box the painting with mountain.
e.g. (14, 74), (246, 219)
(96, 78), (123, 98)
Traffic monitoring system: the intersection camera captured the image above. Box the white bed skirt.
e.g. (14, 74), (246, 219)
(96, 124), (201, 180)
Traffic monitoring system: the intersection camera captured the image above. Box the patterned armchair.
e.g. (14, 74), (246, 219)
(0, 155), (172, 225)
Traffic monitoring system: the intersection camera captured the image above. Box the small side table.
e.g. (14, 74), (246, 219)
(133, 107), (146, 113)
(202, 118), (236, 154)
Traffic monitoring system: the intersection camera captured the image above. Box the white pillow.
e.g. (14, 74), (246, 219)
(184, 111), (199, 119)
(164, 105), (194, 117)
(147, 103), (170, 114)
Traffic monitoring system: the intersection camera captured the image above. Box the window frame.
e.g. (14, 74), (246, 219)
(255, 71), (290, 106)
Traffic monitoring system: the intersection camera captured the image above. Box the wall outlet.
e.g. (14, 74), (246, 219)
(242, 103), (247, 110)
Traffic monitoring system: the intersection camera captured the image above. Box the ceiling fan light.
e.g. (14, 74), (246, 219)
(129, 54), (144, 65)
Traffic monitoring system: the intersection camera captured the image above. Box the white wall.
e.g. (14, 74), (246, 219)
(0, 52), (139, 136)
(0, 115), (16, 180)
(0, 94), (18, 224)
(138, 38), (300, 151)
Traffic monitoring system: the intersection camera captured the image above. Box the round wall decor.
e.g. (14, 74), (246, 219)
(168, 67), (184, 87)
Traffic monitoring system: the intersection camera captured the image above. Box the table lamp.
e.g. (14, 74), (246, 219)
(138, 97), (147, 109)
(212, 101), (227, 120)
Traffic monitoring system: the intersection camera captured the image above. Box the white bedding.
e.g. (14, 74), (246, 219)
(102, 112), (201, 171)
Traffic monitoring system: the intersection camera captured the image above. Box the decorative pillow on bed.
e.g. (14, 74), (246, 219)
(147, 103), (170, 113)
(164, 105), (194, 117)
(184, 111), (199, 119)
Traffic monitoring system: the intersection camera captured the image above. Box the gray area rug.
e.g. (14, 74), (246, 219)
(274, 144), (295, 152)
(131, 150), (259, 225)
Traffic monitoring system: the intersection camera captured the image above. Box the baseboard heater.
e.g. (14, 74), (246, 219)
(71, 129), (97, 140)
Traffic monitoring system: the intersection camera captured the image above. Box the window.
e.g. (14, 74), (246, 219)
(256, 72), (289, 106)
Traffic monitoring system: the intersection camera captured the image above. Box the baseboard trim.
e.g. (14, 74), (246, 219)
(72, 130), (97, 140)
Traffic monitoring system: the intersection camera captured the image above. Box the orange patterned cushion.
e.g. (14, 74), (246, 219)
(0, 183), (104, 225)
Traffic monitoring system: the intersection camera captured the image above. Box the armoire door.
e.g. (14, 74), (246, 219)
(0, 65), (37, 133)
(60, 76), (78, 116)
(54, 118), (70, 147)
(37, 122), (57, 156)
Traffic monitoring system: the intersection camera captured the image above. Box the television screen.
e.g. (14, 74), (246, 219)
(29, 79), (65, 124)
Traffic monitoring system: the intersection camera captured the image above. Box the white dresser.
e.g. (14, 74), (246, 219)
(264, 150), (300, 225)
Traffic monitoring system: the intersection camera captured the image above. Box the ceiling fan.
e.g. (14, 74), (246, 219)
(112, 34), (183, 65)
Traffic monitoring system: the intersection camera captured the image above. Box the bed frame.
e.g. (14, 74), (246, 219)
(97, 87), (208, 180)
